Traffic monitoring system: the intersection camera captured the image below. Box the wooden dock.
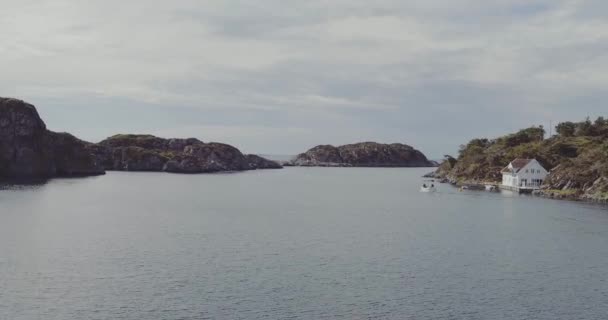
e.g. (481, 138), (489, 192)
(499, 184), (537, 194)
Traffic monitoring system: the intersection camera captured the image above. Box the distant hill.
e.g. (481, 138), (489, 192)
(290, 142), (435, 167)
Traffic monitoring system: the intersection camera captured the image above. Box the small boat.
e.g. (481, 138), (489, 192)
(485, 184), (498, 191)
(420, 180), (437, 193)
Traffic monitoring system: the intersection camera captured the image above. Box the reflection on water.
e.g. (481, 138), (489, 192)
(0, 178), (48, 191)
(0, 174), (107, 191)
(1, 168), (608, 320)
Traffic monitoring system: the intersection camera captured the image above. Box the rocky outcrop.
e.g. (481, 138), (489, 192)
(535, 150), (608, 202)
(90, 134), (282, 173)
(424, 155), (457, 181)
(291, 142), (435, 167)
(245, 154), (283, 170)
(0, 98), (104, 178)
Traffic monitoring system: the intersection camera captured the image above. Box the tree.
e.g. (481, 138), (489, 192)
(443, 155), (457, 167)
(458, 139), (490, 158)
(593, 116), (608, 136)
(504, 127), (544, 146)
(574, 117), (593, 136)
(556, 121), (576, 137)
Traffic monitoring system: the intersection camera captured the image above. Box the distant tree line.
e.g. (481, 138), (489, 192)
(457, 126), (545, 160)
(555, 117), (608, 137)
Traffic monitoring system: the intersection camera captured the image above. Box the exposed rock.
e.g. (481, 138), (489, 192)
(425, 155), (458, 180)
(245, 154), (283, 170)
(294, 145), (345, 166)
(114, 147), (169, 171)
(91, 134), (282, 173)
(98, 134), (203, 151)
(291, 142), (434, 167)
(0, 98), (104, 178)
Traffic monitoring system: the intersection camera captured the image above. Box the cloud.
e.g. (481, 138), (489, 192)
(0, 0), (607, 156)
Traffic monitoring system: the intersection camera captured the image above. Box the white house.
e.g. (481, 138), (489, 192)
(501, 158), (549, 190)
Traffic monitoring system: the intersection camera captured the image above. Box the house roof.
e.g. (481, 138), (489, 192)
(511, 158), (533, 170)
(501, 158), (533, 174)
(501, 167), (514, 173)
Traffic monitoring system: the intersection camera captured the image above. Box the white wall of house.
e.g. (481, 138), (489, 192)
(502, 173), (517, 187)
(501, 159), (548, 189)
(518, 160), (549, 187)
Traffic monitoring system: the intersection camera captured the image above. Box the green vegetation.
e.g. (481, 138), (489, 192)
(439, 117), (608, 200)
(108, 134), (158, 140)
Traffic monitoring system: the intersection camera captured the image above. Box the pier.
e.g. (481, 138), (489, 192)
(499, 184), (538, 194)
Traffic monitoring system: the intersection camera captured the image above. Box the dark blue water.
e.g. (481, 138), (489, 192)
(2, 168), (608, 319)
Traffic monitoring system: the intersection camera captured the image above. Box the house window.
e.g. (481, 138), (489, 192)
(525, 169), (528, 173)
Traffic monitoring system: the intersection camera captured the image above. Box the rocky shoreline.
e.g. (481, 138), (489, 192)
(532, 188), (608, 203)
(428, 123), (608, 203)
(425, 171), (608, 204)
(0, 98), (281, 179)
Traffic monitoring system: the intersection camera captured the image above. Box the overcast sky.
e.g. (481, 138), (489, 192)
(1, 0), (607, 157)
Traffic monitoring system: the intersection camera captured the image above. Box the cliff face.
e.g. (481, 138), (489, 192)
(0, 98), (104, 178)
(292, 142), (434, 167)
(90, 134), (282, 173)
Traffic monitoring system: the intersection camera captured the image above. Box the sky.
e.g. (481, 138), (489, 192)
(1, 0), (607, 157)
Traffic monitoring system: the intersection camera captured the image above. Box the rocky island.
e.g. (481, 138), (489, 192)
(431, 120), (608, 202)
(0, 97), (281, 179)
(89, 134), (282, 173)
(290, 142), (435, 167)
